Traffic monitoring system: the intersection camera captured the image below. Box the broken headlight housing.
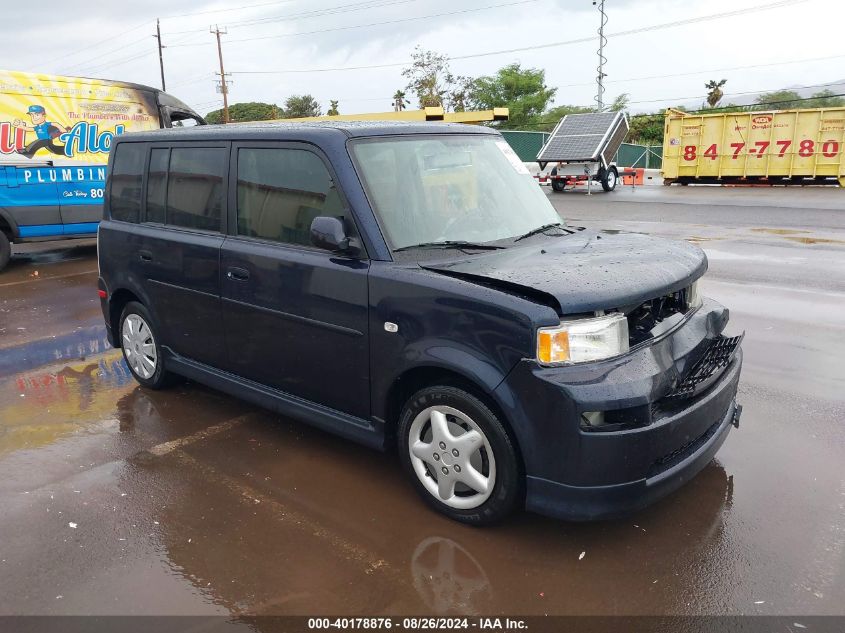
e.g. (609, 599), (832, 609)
(687, 279), (703, 309)
(537, 313), (629, 365)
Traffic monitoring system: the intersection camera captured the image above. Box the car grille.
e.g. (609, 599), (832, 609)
(664, 334), (744, 401)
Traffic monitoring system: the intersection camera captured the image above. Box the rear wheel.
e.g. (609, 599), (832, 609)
(0, 232), (10, 272)
(398, 386), (521, 525)
(551, 179), (566, 192)
(119, 301), (172, 389)
(601, 166), (618, 192)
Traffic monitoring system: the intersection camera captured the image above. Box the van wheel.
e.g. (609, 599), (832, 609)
(398, 386), (521, 525)
(601, 166), (618, 192)
(119, 301), (172, 389)
(0, 232), (10, 272)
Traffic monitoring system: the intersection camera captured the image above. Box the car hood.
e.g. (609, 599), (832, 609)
(420, 229), (707, 314)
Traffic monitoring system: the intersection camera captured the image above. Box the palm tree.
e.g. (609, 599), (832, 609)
(392, 90), (407, 111)
(327, 100), (340, 116)
(705, 79), (727, 108)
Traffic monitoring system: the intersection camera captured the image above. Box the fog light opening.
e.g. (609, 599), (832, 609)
(581, 411), (606, 429)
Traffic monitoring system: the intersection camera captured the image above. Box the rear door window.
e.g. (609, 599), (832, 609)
(166, 147), (227, 232)
(109, 143), (144, 223)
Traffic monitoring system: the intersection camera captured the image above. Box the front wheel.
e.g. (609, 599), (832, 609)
(119, 301), (173, 389)
(398, 386), (521, 525)
(0, 232), (10, 272)
(601, 166), (618, 192)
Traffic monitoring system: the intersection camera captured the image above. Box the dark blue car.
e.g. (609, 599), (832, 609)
(97, 121), (743, 525)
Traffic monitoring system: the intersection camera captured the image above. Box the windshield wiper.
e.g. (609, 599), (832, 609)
(393, 240), (504, 253)
(513, 222), (565, 242)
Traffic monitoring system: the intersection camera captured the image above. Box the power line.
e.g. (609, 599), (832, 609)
(517, 92), (845, 128)
(230, 0), (809, 74)
(168, 0), (539, 48)
(42, 20), (153, 66)
(625, 81), (843, 106)
(230, 54), (843, 107)
(163, 0), (300, 19)
(164, 0), (422, 35)
(555, 53), (845, 88)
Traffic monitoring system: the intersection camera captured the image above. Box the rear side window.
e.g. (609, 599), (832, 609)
(236, 148), (345, 246)
(166, 148), (226, 232)
(146, 148), (168, 224)
(109, 143), (144, 223)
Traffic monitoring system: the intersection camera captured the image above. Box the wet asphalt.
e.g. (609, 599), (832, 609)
(0, 186), (842, 617)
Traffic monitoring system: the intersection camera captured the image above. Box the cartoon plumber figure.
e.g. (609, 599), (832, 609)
(12, 105), (70, 159)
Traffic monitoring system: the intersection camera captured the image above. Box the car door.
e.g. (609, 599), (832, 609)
(134, 141), (229, 369)
(220, 142), (370, 419)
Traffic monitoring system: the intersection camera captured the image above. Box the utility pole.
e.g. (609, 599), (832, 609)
(211, 25), (230, 124)
(153, 18), (166, 91)
(594, 0), (607, 111)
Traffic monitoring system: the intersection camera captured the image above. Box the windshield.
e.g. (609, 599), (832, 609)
(350, 135), (562, 250)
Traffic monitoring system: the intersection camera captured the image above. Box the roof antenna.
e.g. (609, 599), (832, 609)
(593, 0), (607, 111)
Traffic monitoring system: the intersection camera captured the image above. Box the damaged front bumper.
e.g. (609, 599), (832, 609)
(495, 298), (743, 521)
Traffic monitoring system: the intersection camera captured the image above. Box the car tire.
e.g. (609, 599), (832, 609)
(119, 301), (173, 390)
(601, 166), (618, 192)
(0, 232), (10, 272)
(398, 385), (521, 525)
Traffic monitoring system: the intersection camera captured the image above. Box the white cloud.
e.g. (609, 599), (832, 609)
(4, 0), (842, 117)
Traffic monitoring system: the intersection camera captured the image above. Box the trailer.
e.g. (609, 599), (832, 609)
(536, 111), (629, 193)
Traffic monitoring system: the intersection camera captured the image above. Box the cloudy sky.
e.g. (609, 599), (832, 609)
(4, 0), (843, 117)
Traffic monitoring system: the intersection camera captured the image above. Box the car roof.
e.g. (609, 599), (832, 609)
(114, 120), (501, 143)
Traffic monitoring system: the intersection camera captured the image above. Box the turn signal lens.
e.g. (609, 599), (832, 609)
(537, 329), (570, 364)
(537, 314), (629, 364)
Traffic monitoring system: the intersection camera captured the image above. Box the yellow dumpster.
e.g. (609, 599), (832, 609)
(662, 107), (845, 186)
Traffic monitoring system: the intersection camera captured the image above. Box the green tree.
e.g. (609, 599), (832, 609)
(469, 63), (557, 128)
(705, 79), (727, 108)
(449, 75), (475, 113)
(527, 104), (594, 132)
(392, 89), (408, 111)
(609, 93), (630, 113)
(805, 89), (845, 108)
(401, 47), (470, 110)
(205, 101), (280, 124)
(327, 100), (340, 116)
(627, 113), (664, 145)
(284, 94), (322, 119)
(753, 90), (803, 110)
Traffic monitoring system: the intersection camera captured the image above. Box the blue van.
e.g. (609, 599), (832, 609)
(0, 70), (204, 270)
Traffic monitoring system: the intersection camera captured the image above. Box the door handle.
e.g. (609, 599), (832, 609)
(138, 250), (153, 262)
(226, 267), (250, 281)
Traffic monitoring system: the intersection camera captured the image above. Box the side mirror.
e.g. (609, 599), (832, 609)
(310, 216), (350, 252)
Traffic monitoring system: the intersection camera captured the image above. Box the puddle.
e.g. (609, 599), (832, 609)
(0, 349), (134, 457)
(750, 228), (811, 235)
(783, 236), (845, 245)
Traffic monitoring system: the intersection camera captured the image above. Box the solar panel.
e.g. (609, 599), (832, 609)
(536, 112), (629, 165)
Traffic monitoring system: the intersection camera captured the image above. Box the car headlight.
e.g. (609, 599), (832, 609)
(687, 279), (703, 309)
(537, 313), (629, 365)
